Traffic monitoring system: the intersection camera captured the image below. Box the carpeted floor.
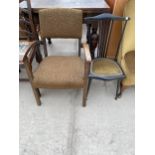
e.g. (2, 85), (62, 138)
(19, 25), (135, 155)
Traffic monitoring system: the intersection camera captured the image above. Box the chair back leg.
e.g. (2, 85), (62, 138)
(43, 38), (48, 57)
(115, 79), (121, 100)
(78, 38), (81, 56)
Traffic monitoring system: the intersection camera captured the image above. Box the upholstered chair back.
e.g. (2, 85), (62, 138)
(39, 8), (83, 38)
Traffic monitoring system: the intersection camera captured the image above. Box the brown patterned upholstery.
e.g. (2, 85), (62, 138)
(39, 8), (83, 38)
(33, 56), (84, 88)
(91, 58), (123, 78)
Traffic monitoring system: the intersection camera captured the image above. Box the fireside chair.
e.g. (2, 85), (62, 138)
(23, 8), (91, 106)
(118, 0), (135, 91)
(85, 13), (130, 99)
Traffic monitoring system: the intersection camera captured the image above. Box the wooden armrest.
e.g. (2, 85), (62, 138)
(22, 40), (41, 63)
(83, 43), (92, 62)
(21, 40), (42, 81)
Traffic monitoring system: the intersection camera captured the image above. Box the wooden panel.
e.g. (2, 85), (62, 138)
(106, 0), (116, 10)
(106, 0), (128, 58)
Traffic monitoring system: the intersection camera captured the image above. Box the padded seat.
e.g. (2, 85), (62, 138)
(33, 56), (84, 88)
(90, 58), (124, 79)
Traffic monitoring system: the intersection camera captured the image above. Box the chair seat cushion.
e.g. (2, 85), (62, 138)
(33, 56), (84, 88)
(90, 58), (124, 80)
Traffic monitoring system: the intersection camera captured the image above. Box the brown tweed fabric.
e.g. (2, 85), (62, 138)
(39, 8), (82, 38)
(33, 56), (84, 88)
(91, 59), (123, 77)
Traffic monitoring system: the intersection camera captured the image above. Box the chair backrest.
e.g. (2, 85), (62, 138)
(39, 8), (83, 39)
(85, 13), (130, 60)
(19, 0), (37, 40)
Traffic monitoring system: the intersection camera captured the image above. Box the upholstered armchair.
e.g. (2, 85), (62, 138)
(118, 0), (135, 89)
(23, 9), (91, 106)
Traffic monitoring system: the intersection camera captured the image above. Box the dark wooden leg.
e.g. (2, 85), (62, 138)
(43, 38), (48, 57)
(36, 88), (41, 97)
(87, 78), (92, 96)
(35, 46), (42, 63)
(115, 80), (121, 100)
(78, 38), (81, 57)
(83, 81), (89, 107)
(32, 87), (41, 106)
(23, 58), (41, 105)
(82, 61), (91, 107)
(82, 78), (92, 106)
(47, 38), (52, 44)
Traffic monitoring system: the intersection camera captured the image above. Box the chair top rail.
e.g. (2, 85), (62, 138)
(85, 13), (130, 22)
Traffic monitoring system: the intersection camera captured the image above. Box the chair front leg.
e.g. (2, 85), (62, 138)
(43, 38), (48, 57)
(87, 78), (92, 96)
(83, 80), (88, 107)
(78, 38), (81, 57)
(24, 58), (41, 105)
(115, 79), (121, 100)
(82, 61), (91, 107)
(35, 88), (41, 97)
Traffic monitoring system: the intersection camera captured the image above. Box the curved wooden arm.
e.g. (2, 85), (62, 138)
(22, 40), (42, 62)
(22, 40), (42, 81)
(82, 43), (92, 62)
